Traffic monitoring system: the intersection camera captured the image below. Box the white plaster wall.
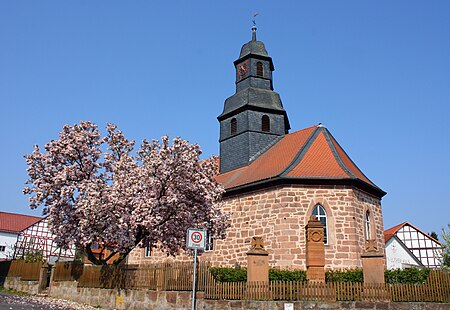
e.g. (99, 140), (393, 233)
(385, 238), (420, 269)
(0, 232), (18, 260)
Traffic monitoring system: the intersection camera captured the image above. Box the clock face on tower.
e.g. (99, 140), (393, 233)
(237, 60), (249, 78)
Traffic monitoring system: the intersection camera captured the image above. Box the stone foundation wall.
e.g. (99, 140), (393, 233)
(128, 185), (385, 270)
(200, 301), (450, 310)
(49, 281), (450, 310)
(8, 280), (450, 310)
(50, 281), (193, 310)
(4, 276), (39, 295)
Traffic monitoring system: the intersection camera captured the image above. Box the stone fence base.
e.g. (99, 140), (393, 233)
(4, 276), (39, 295)
(5, 278), (450, 310)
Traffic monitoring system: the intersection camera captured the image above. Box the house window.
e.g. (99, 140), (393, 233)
(145, 246), (152, 257)
(312, 204), (328, 244)
(256, 62), (263, 77)
(0, 246), (5, 252)
(230, 118), (237, 135)
(365, 210), (371, 240)
(261, 115), (270, 132)
(205, 232), (214, 252)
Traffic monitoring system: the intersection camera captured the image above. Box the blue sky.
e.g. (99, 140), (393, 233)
(1, 1), (449, 237)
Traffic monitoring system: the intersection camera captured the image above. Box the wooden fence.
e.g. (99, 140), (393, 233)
(3, 260), (42, 281)
(205, 270), (450, 303)
(53, 261), (210, 291)
(4, 260), (450, 303)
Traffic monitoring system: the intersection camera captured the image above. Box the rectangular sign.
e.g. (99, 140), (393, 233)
(284, 303), (294, 310)
(186, 228), (207, 250)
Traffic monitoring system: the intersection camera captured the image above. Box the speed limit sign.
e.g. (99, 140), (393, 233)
(186, 228), (207, 250)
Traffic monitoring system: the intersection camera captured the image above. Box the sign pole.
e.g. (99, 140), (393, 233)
(191, 247), (198, 310)
(186, 228), (206, 310)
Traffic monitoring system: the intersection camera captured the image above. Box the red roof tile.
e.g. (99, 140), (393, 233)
(286, 131), (348, 178)
(0, 212), (42, 234)
(216, 124), (385, 197)
(329, 134), (376, 187)
(384, 222), (407, 243)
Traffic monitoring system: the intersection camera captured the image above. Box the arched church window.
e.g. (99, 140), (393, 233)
(230, 118), (237, 135)
(365, 210), (371, 240)
(256, 62), (264, 77)
(312, 204), (328, 244)
(261, 115), (270, 132)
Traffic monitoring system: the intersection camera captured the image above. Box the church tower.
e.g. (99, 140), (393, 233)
(218, 26), (290, 173)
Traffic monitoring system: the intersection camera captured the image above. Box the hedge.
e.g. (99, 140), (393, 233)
(208, 267), (431, 284)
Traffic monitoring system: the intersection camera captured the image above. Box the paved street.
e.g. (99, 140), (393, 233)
(0, 293), (97, 310)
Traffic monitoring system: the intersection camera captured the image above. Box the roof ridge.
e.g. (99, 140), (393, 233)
(326, 130), (378, 186)
(286, 124), (319, 136)
(0, 211), (41, 217)
(322, 128), (356, 179)
(280, 125), (321, 176)
(384, 222), (408, 235)
(403, 222), (443, 245)
(384, 221), (442, 246)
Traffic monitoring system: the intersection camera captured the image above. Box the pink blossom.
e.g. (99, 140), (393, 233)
(24, 121), (229, 264)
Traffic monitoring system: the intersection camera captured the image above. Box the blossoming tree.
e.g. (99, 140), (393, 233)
(24, 121), (229, 265)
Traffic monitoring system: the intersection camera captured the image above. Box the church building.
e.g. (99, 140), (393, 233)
(128, 27), (386, 270)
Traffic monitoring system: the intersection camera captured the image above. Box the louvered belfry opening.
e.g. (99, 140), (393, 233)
(256, 61), (263, 77)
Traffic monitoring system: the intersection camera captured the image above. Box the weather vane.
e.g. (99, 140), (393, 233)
(252, 12), (259, 27)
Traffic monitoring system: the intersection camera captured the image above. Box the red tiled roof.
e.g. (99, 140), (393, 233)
(0, 212), (42, 234)
(384, 222), (442, 245)
(216, 124), (385, 197)
(286, 131), (348, 179)
(384, 222), (407, 243)
(216, 125), (316, 189)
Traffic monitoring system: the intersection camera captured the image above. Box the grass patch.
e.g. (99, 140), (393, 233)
(0, 286), (31, 296)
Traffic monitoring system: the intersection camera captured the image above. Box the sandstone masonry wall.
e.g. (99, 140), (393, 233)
(128, 185), (385, 270)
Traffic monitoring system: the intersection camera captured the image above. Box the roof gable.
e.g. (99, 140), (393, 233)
(384, 222), (442, 245)
(0, 212), (42, 234)
(384, 222), (443, 269)
(385, 236), (424, 268)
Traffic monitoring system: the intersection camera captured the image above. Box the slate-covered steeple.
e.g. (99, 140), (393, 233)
(218, 26), (290, 173)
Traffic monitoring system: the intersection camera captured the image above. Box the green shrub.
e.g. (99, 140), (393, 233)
(384, 268), (430, 284)
(208, 266), (431, 284)
(269, 269), (307, 282)
(208, 267), (307, 282)
(326, 269), (363, 283)
(325, 267), (431, 284)
(209, 267), (247, 282)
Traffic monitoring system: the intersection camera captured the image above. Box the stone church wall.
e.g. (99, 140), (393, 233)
(127, 185), (384, 270)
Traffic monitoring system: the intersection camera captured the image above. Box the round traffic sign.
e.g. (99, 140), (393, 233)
(191, 231), (203, 244)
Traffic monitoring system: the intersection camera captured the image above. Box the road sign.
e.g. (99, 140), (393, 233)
(187, 228), (206, 310)
(186, 228), (207, 250)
